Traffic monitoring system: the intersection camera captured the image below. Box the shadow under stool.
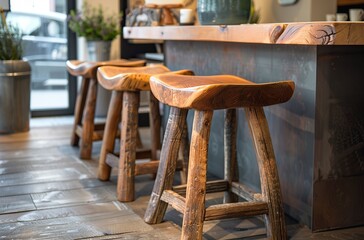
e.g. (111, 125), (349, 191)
(144, 74), (295, 239)
(66, 59), (145, 159)
(96, 65), (194, 202)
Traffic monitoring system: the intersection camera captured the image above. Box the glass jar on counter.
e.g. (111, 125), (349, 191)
(197, 0), (251, 25)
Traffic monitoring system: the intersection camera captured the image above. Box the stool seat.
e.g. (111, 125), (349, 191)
(97, 65), (170, 91)
(66, 59), (146, 78)
(150, 74), (295, 110)
(98, 66), (194, 91)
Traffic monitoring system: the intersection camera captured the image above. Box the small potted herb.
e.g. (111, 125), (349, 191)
(68, 2), (122, 61)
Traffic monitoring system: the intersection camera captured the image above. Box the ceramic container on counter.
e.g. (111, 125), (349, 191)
(197, 0), (251, 25)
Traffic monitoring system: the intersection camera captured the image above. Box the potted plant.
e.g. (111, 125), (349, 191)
(68, 2), (122, 61)
(0, 9), (31, 134)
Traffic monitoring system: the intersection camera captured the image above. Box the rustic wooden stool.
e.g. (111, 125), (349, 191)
(96, 65), (194, 202)
(66, 59), (145, 159)
(144, 74), (295, 239)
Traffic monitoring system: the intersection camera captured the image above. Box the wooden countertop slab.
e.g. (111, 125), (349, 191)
(276, 22), (364, 45)
(123, 22), (364, 45)
(124, 24), (285, 44)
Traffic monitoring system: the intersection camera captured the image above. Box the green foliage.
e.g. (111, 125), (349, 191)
(68, 2), (122, 41)
(0, 12), (23, 60)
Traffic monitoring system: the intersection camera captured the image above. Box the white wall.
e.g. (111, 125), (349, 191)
(255, 0), (337, 23)
(311, 0), (337, 21)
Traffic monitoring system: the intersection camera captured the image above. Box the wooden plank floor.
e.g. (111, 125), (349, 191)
(0, 116), (363, 239)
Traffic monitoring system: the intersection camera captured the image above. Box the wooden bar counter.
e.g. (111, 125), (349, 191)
(124, 23), (364, 231)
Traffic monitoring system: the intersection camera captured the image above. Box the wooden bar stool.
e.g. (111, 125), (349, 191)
(144, 74), (295, 239)
(96, 65), (194, 202)
(66, 59), (145, 159)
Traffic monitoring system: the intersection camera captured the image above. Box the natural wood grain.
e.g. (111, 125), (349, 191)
(75, 123), (105, 140)
(160, 190), (186, 214)
(105, 155), (184, 176)
(0, 147), (64, 159)
(0, 125), (72, 143)
(98, 91), (123, 181)
(245, 107), (287, 239)
(0, 160), (81, 175)
(71, 77), (90, 146)
(0, 167), (93, 187)
(150, 74), (295, 110)
(124, 23), (364, 45)
(172, 179), (229, 196)
(80, 78), (98, 159)
(31, 187), (115, 209)
(75, 124), (104, 141)
(149, 92), (161, 161)
(0, 195), (36, 214)
(0, 178), (112, 197)
(0, 138), (70, 152)
(0, 202), (126, 224)
(144, 107), (188, 224)
(181, 110), (213, 240)
(149, 92), (161, 180)
(134, 160), (159, 175)
(205, 201), (269, 221)
(231, 181), (263, 202)
(224, 109), (239, 203)
(96, 65), (170, 91)
(276, 22), (364, 45)
(66, 59), (146, 78)
(0, 206), (153, 239)
(178, 121), (190, 184)
(105, 150), (153, 168)
(86, 228), (180, 240)
(117, 91), (140, 202)
(123, 24), (285, 44)
(0, 155), (73, 168)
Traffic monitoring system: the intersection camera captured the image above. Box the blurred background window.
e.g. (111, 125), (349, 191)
(6, 0), (76, 116)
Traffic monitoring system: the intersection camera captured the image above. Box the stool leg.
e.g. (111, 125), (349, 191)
(182, 110), (213, 240)
(149, 92), (161, 160)
(245, 107), (287, 239)
(144, 107), (188, 224)
(98, 91), (123, 181)
(80, 78), (98, 159)
(136, 129), (144, 149)
(71, 77), (90, 146)
(178, 122), (190, 184)
(224, 109), (239, 203)
(117, 91), (140, 202)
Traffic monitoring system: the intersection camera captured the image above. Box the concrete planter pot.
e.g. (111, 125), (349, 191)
(86, 40), (111, 62)
(0, 60), (31, 134)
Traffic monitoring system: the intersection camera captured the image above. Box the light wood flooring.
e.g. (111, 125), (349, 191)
(0, 116), (363, 239)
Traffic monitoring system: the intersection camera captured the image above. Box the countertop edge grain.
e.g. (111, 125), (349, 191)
(123, 22), (364, 45)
